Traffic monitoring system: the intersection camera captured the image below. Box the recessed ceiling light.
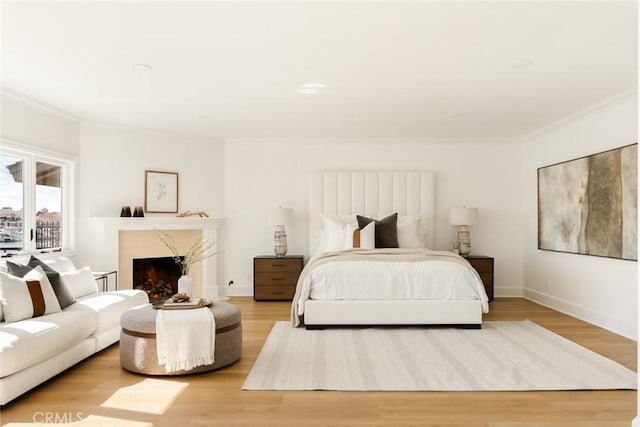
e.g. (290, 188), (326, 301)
(130, 63), (153, 71)
(509, 59), (534, 68)
(197, 115), (208, 120)
(298, 83), (325, 95)
(448, 113), (467, 119)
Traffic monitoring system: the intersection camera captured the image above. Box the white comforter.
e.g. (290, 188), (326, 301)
(292, 249), (489, 326)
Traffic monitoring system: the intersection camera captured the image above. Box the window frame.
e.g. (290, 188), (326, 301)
(1, 139), (75, 256)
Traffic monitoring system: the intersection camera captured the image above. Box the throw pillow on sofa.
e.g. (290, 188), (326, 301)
(6, 256), (76, 309)
(59, 267), (99, 299)
(0, 266), (62, 323)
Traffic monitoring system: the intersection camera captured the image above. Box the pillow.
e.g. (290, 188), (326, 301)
(15, 256), (76, 309)
(0, 266), (62, 323)
(60, 267), (99, 299)
(344, 222), (375, 249)
(319, 215), (357, 253)
(378, 214), (430, 249)
(357, 213), (399, 248)
(42, 256), (77, 273)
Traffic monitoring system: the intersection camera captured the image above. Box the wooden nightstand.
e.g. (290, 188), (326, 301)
(465, 255), (494, 302)
(253, 255), (304, 301)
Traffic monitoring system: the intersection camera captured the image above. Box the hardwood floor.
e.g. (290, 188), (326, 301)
(1, 297), (636, 427)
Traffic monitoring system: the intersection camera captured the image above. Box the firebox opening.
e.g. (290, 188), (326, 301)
(132, 256), (184, 301)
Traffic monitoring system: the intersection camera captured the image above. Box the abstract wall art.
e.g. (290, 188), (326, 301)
(538, 143), (637, 261)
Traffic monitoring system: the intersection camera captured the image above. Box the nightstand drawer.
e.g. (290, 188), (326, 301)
(254, 285), (296, 300)
(465, 256), (494, 302)
(254, 272), (300, 286)
(255, 258), (302, 273)
(254, 255), (304, 301)
(469, 258), (492, 273)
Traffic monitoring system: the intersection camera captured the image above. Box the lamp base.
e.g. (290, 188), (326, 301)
(274, 225), (288, 257)
(457, 225), (471, 257)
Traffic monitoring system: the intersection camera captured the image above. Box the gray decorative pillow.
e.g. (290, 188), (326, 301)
(357, 213), (399, 248)
(7, 256), (77, 309)
(27, 256), (76, 309)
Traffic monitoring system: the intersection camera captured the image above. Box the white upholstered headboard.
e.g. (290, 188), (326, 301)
(309, 170), (435, 254)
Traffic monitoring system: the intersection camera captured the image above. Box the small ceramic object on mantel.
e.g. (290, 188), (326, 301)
(133, 206), (145, 217)
(120, 206), (132, 217)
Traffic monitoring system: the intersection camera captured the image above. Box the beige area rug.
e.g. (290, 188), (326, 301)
(242, 321), (636, 391)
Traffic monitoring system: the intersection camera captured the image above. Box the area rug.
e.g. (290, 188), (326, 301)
(242, 321), (636, 391)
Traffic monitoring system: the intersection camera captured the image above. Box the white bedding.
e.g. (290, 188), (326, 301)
(309, 260), (486, 303)
(292, 249), (490, 325)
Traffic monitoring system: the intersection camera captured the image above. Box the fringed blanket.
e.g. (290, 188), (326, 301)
(156, 307), (216, 373)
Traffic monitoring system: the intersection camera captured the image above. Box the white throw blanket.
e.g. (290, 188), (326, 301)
(156, 308), (216, 373)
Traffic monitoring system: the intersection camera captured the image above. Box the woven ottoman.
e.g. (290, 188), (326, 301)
(120, 301), (242, 375)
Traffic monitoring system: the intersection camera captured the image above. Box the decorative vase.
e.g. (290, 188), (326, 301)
(133, 206), (145, 217)
(274, 225), (288, 257)
(120, 206), (132, 217)
(178, 275), (193, 296)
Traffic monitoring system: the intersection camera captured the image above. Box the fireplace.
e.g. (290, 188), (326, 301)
(132, 257), (184, 301)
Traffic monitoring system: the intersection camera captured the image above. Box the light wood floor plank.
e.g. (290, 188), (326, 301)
(0, 297), (636, 426)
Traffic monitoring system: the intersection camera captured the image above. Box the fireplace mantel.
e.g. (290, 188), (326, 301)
(92, 217), (225, 299)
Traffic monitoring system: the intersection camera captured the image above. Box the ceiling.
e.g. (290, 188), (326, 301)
(1, 1), (637, 140)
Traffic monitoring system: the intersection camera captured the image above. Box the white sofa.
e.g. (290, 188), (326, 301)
(0, 256), (148, 405)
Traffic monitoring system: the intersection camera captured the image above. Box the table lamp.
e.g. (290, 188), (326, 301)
(449, 207), (478, 257)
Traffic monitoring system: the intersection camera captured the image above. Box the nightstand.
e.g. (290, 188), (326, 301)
(253, 255), (304, 301)
(465, 255), (494, 302)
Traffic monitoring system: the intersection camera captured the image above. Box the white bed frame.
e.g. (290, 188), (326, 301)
(304, 170), (483, 329)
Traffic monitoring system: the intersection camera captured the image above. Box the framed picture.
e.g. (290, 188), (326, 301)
(145, 170), (179, 213)
(538, 143), (637, 261)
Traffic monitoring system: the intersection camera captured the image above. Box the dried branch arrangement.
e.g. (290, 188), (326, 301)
(155, 229), (218, 276)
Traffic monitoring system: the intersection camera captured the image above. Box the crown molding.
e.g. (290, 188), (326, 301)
(518, 87), (637, 141)
(0, 88), (80, 122)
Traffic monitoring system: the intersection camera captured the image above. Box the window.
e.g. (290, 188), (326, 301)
(0, 141), (74, 256)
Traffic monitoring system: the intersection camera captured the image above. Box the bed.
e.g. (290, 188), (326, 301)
(291, 170), (489, 329)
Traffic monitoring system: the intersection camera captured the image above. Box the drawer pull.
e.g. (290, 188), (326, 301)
(271, 277), (284, 281)
(272, 290), (285, 295)
(271, 264), (285, 267)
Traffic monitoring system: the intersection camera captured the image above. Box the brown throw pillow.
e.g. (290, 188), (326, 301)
(357, 213), (399, 248)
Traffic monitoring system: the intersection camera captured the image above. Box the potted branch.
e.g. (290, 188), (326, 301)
(155, 229), (218, 297)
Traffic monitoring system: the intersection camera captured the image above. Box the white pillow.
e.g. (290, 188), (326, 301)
(0, 266), (62, 323)
(344, 221), (376, 249)
(379, 214), (429, 249)
(319, 215), (357, 253)
(60, 267), (99, 299)
(43, 256), (77, 273)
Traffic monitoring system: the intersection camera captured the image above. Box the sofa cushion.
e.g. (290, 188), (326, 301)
(63, 290), (149, 335)
(0, 267), (62, 323)
(0, 310), (96, 377)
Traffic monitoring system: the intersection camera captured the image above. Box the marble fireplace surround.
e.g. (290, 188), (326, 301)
(93, 217), (224, 299)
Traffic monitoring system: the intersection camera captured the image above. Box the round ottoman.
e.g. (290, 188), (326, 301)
(120, 301), (242, 375)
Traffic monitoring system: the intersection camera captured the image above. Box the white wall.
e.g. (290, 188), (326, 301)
(76, 121), (225, 269)
(224, 139), (525, 296)
(1, 95), (79, 155)
(522, 95), (637, 339)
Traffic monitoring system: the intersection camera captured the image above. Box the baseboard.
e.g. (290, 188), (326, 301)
(494, 287), (524, 298)
(223, 285), (253, 297)
(523, 288), (636, 340)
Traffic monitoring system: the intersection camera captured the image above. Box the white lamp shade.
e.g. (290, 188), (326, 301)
(449, 207), (478, 226)
(273, 207), (294, 226)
